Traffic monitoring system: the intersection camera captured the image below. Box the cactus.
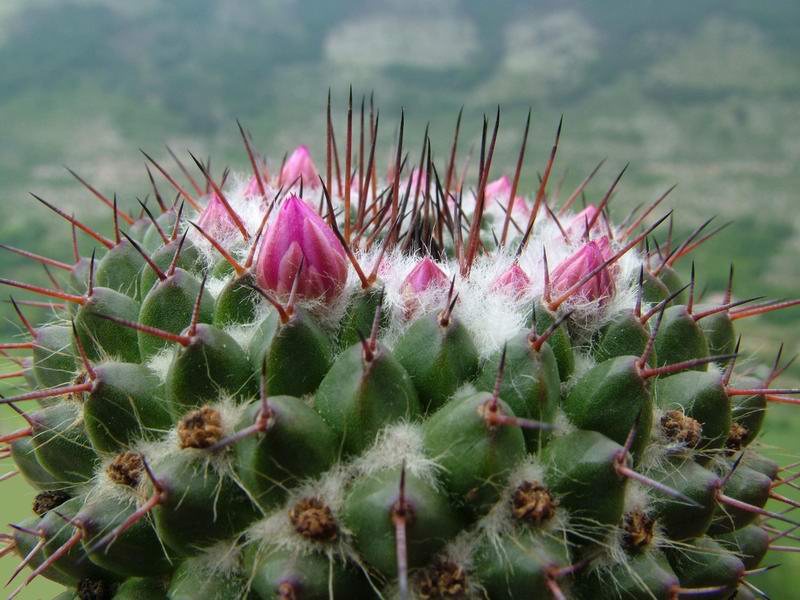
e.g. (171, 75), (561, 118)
(1, 98), (799, 600)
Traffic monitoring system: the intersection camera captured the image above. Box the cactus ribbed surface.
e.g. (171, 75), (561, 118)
(1, 103), (799, 600)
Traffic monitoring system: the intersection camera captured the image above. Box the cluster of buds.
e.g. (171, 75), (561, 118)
(242, 179), (616, 309)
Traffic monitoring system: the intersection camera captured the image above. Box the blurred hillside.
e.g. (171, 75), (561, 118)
(0, 0), (799, 596)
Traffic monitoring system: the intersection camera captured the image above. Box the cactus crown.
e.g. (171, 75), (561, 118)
(1, 97), (799, 600)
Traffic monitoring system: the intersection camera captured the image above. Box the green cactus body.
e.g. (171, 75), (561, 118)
(81, 362), (172, 453)
(654, 371), (732, 456)
(475, 333), (560, 449)
(32, 325), (76, 389)
(166, 555), (248, 600)
(31, 402), (99, 485)
(544, 430), (627, 528)
(696, 307), (736, 357)
(142, 211), (178, 252)
(393, 312), (480, 412)
(648, 457), (720, 541)
(250, 309), (332, 397)
(573, 551), (679, 600)
(423, 391), (526, 512)
(728, 375), (768, 448)
(708, 464), (771, 534)
(78, 495), (173, 577)
(165, 324), (256, 409)
(112, 577), (168, 600)
(593, 310), (652, 366)
(138, 269), (214, 359)
(213, 271), (260, 326)
(233, 395), (338, 509)
(657, 265), (687, 305)
(94, 240), (147, 299)
(73, 288), (141, 362)
(666, 537), (744, 599)
(714, 524), (770, 570)
(530, 299), (575, 381)
(151, 451), (261, 555)
(11, 516), (78, 586)
(343, 467), (463, 575)
(653, 305), (709, 370)
(10, 436), (64, 490)
(39, 497), (117, 582)
(641, 269), (671, 304)
(316, 341), (420, 454)
(474, 533), (570, 599)
(247, 546), (366, 599)
(336, 285), (387, 350)
(562, 356), (653, 461)
(139, 237), (202, 294)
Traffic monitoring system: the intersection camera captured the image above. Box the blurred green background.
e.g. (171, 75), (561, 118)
(1, 0), (799, 597)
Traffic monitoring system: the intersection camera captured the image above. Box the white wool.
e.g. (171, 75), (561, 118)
(373, 248), (531, 357)
(478, 457), (568, 551)
(145, 346), (174, 382)
(351, 422), (442, 486)
(572, 347), (599, 377)
(205, 275), (229, 300)
(84, 457), (143, 508)
(623, 482), (652, 514)
(245, 465), (354, 559)
(438, 532), (479, 574)
(550, 409), (577, 438)
(705, 361), (725, 380)
(515, 217), (580, 287)
(223, 320), (262, 350)
(185, 538), (243, 577)
(214, 394), (253, 432)
(447, 252), (532, 358)
(376, 249), (452, 345)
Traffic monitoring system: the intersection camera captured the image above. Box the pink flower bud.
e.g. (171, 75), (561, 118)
(411, 167), (428, 194)
(197, 194), (236, 238)
(566, 205), (601, 239)
(485, 175), (511, 200)
(244, 167), (270, 198)
(386, 166), (428, 195)
(401, 257), (449, 316)
(595, 235), (614, 261)
(402, 257), (449, 296)
(484, 175), (530, 216)
(279, 145), (319, 189)
(255, 195), (347, 303)
(551, 241), (614, 302)
(491, 263), (531, 297)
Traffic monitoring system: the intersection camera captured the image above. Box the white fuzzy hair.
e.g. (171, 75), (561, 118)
(243, 464), (357, 563)
(350, 421), (443, 486)
(477, 456), (569, 552)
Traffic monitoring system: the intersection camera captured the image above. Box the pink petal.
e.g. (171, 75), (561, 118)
(491, 264), (531, 297)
